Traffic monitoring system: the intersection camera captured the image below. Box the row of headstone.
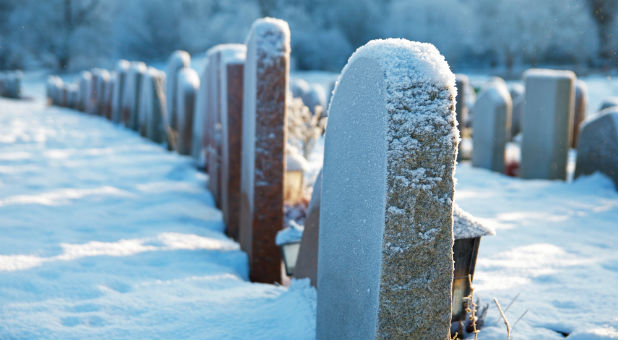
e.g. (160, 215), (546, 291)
(467, 69), (594, 182)
(0, 71), (22, 99)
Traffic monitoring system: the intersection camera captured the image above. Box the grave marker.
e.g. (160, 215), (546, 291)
(575, 109), (618, 189)
(572, 80), (587, 148)
(316, 39), (458, 340)
(520, 69), (575, 180)
(139, 68), (166, 143)
(165, 51), (191, 137)
(472, 79), (512, 172)
(239, 18), (290, 284)
(220, 47), (246, 240)
(176, 67), (200, 155)
(122, 62), (147, 130)
(111, 60), (130, 123)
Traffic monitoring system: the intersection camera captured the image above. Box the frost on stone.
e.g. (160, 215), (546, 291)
(245, 17), (290, 68)
(453, 204), (495, 239)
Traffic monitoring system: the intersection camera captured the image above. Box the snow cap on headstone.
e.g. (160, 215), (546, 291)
(245, 18), (290, 67)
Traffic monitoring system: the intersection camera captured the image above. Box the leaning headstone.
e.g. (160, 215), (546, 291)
(165, 51), (191, 134)
(316, 39), (458, 340)
(176, 67), (200, 155)
(220, 46), (247, 240)
(122, 62), (147, 130)
(599, 97), (618, 112)
(575, 109), (618, 189)
(520, 69), (575, 180)
(472, 79), (512, 172)
(111, 60), (130, 123)
(571, 80), (587, 148)
(509, 83), (524, 139)
(239, 18), (290, 284)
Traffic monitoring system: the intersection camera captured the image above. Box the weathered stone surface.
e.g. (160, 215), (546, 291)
(572, 80), (587, 148)
(220, 51), (246, 240)
(176, 67), (199, 155)
(239, 18), (290, 284)
(521, 69), (575, 180)
(294, 171), (321, 287)
(316, 39), (457, 340)
(575, 109), (618, 189)
(472, 79), (512, 172)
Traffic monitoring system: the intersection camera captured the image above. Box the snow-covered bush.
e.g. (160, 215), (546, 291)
(286, 97), (325, 159)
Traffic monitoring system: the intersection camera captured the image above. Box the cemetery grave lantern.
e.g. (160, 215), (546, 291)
(280, 237), (301, 276)
(451, 206), (495, 322)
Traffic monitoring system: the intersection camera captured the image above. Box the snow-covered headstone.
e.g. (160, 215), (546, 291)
(77, 71), (91, 112)
(571, 80), (587, 148)
(472, 79), (512, 172)
(176, 67), (200, 155)
(521, 69), (575, 180)
(111, 60), (130, 123)
(87, 68), (102, 114)
(139, 68), (166, 142)
(122, 62), (147, 130)
(575, 109), (618, 189)
(165, 51), (191, 133)
(102, 74), (115, 119)
(220, 46), (246, 240)
(316, 39), (458, 340)
(239, 18), (290, 284)
(206, 44), (246, 207)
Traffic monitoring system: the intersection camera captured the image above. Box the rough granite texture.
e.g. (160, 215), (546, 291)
(317, 39), (457, 340)
(239, 17), (290, 284)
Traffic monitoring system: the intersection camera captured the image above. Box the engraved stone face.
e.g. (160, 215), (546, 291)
(316, 39), (458, 340)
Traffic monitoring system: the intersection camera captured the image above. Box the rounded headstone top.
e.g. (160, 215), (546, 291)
(246, 17), (291, 65)
(178, 67), (200, 91)
(116, 59), (130, 71)
(481, 78), (511, 105)
(169, 50), (191, 68)
(218, 44), (247, 65)
(345, 39), (455, 91)
(523, 68), (576, 81)
(80, 71), (92, 80)
(130, 61), (147, 73)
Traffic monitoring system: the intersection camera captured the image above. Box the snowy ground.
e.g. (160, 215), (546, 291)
(2, 72), (617, 339)
(0, 97), (315, 339)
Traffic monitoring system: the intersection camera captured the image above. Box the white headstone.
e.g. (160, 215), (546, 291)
(521, 69), (575, 180)
(472, 79), (512, 172)
(316, 39), (458, 340)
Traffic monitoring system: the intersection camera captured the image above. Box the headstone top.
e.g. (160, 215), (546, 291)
(178, 67), (199, 90)
(130, 61), (147, 73)
(168, 51), (190, 69)
(347, 39), (455, 91)
(246, 17), (291, 66)
(524, 68), (576, 80)
(208, 43), (246, 59)
(599, 96), (618, 112)
(117, 59), (130, 70)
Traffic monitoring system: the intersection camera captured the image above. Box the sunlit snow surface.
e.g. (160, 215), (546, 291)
(0, 98), (315, 340)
